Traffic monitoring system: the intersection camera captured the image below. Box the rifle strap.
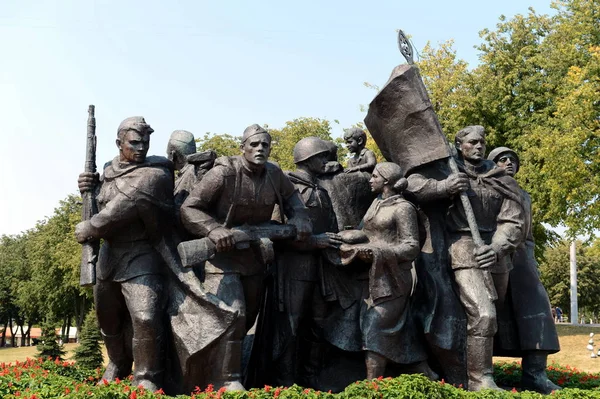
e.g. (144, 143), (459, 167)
(266, 168), (285, 224)
(224, 160), (243, 228)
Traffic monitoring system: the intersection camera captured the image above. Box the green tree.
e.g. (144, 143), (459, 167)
(196, 132), (241, 157)
(36, 320), (65, 360)
(73, 309), (104, 370)
(467, 1), (600, 237)
(539, 239), (600, 321)
(416, 40), (473, 139)
(410, 1), (599, 240)
(269, 117), (336, 171)
(21, 195), (90, 341)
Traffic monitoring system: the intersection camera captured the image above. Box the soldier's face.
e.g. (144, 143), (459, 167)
(459, 132), (486, 163)
(117, 130), (150, 163)
(496, 153), (519, 176)
(304, 152), (330, 175)
(345, 137), (359, 153)
(369, 169), (386, 193)
(242, 133), (271, 166)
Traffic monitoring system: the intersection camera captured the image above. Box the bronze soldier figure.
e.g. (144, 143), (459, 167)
(75, 116), (174, 391)
(271, 137), (342, 386)
(180, 124), (311, 391)
(166, 130), (217, 210)
(343, 128), (376, 174)
(447, 126), (525, 391)
(488, 147), (561, 394)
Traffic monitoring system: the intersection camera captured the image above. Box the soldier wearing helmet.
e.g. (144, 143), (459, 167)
(75, 116), (174, 391)
(270, 137), (343, 386)
(180, 124), (311, 391)
(488, 147), (560, 394)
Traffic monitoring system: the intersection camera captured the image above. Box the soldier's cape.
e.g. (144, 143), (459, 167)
(456, 159), (525, 207)
(103, 156), (238, 393)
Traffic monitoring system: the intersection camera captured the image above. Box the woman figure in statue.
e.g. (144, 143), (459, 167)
(337, 162), (428, 379)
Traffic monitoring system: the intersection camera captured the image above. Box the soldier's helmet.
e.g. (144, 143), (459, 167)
(167, 130), (196, 157)
(117, 116), (154, 135)
(488, 146), (520, 172)
(293, 137), (331, 164)
(242, 124), (270, 143)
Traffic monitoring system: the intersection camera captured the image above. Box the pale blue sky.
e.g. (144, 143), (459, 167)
(0, 0), (555, 236)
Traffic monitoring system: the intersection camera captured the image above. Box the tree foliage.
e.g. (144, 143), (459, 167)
(269, 117), (337, 171)
(73, 309), (104, 370)
(195, 132), (241, 157)
(539, 239), (600, 321)
(0, 195), (91, 345)
(36, 320), (65, 360)
(415, 0), (600, 238)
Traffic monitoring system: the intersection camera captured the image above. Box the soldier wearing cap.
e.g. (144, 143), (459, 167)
(488, 147), (560, 394)
(166, 130), (217, 213)
(270, 137), (343, 386)
(75, 116), (175, 391)
(180, 123), (312, 391)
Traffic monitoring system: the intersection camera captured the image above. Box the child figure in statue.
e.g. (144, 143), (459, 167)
(337, 162), (434, 379)
(343, 128), (376, 174)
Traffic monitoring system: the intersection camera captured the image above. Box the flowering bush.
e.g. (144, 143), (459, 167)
(2, 358), (600, 398)
(494, 361), (600, 390)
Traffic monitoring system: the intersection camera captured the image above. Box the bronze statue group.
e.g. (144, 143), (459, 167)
(75, 117), (560, 395)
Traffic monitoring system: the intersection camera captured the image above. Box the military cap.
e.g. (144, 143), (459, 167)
(242, 124), (270, 143)
(117, 116), (154, 135)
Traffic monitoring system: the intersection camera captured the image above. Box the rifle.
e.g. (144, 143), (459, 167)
(80, 105), (99, 287)
(177, 223), (297, 268)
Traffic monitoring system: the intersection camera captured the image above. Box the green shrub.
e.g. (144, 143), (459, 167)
(73, 309), (104, 370)
(3, 359), (600, 398)
(36, 320), (65, 361)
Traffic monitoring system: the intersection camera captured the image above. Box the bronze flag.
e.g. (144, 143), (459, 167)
(364, 64), (450, 175)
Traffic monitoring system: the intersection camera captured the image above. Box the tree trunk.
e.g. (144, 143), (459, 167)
(65, 315), (71, 343)
(75, 295), (87, 342)
(25, 321), (32, 346)
(9, 318), (16, 347)
(0, 319), (7, 347)
(61, 318), (67, 344)
(19, 324), (26, 347)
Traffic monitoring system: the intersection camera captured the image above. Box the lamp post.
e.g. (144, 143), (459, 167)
(570, 241), (578, 324)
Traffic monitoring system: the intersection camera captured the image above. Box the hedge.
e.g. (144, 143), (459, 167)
(2, 358), (600, 399)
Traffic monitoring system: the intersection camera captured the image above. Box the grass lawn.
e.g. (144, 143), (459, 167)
(1, 324), (599, 373)
(0, 342), (108, 365)
(495, 324), (600, 373)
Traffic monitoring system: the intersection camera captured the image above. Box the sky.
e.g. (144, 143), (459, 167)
(0, 0), (557, 236)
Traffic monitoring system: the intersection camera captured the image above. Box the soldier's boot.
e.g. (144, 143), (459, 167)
(405, 360), (439, 381)
(132, 336), (164, 392)
(299, 338), (327, 387)
(273, 340), (297, 387)
(215, 340), (246, 391)
(100, 331), (133, 382)
(521, 351), (561, 394)
(466, 336), (502, 392)
(365, 351), (387, 380)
